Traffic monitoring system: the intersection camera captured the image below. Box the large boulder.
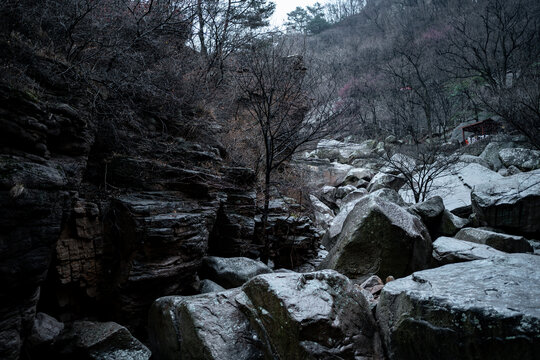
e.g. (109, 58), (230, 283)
(432, 236), (506, 266)
(322, 188), (406, 250)
(471, 169), (540, 236)
(298, 159), (353, 188)
(458, 154), (491, 169)
(455, 228), (533, 253)
(499, 148), (540, 171)
(401, 163), (503, 214)
(313, 139), (375, 163)
(436, 210), (470, 237)
(342, 167), (376, 185)
(335, 184), (357, 199)
(408, 196), (445, 235)
(319, 195), (432, 280)
(148, 289), (263, 360)
(238, 270), (383, 359)
(200, 256), (272, 289)
(25, 313), (64, 356)
(309, 195), (334, 229)
(480, 141), (516, 171)
(367, 172), (407, 193)
(54, 321), (151, 360)
(377, 254), (540, 360)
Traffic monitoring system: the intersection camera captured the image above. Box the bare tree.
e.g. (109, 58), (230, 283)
(442, 0), (540, 148)
(232, 35), (345, 263)
(380, 143), (460, 203)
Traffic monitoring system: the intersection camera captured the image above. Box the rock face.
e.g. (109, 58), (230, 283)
(0, 106), (86, 359)
(199, 256), (273, 289)
(255, 201), (320, 269)
(238, 270), (383, 359)
(432, 236), (505, 266)
(320, 195), (432, 280)
(455, 228), (533, 253)
(471, 169), (540, 236)
(148, 289), (263, 360)
(377, 254), (540, 360)
(499, 148), (540, 171)
(99, 192), (218, 330)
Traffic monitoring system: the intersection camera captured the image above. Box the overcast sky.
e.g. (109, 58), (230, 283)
(270, 0), (322, 27)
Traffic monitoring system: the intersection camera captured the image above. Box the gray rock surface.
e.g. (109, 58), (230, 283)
(499, 148), (540, 171)
(198, 279), (226, 294)
(339, 188), (368, 206)
(335, 184), (357, 199)
(200, 256), (272, 288)
(400, 163), (503, 214)
(432, 236), (505, 266)
(455, 228), (533, 253)
(436, 210), (470, 237)
(458, 154), (491, 169)
(377, 254), (540, 360)
(367, 172), (407, 193)
(148, 289), (263, 360)
(408, 196), (445, 235)
(238, 270), (383, 359)
(343, 167), (376, 185)
(309, 195), (334, 229)
(27, 313), (64, 347)
(56, 321), (151, 360)
(480, 141), (515, 170)
(322, 188), (405, 250)
(320, 195), (432, 280)
(471, 169), (540, 236)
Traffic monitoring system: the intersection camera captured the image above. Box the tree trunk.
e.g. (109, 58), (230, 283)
(197, 0), (207, 58)
(260, 165), (271, 264)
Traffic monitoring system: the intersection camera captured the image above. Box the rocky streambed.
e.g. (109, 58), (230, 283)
(2, 86), (540, 360)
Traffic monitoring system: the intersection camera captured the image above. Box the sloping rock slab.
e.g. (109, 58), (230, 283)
(238, 270), (383, 360)
(455, 228), (533, 253)
(432, 236), (505, 266)
(320, 196), (431, 280)
(377, 254), (540, 360)
(148, 289), (263, 360)
(471, 169), (540, 236)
